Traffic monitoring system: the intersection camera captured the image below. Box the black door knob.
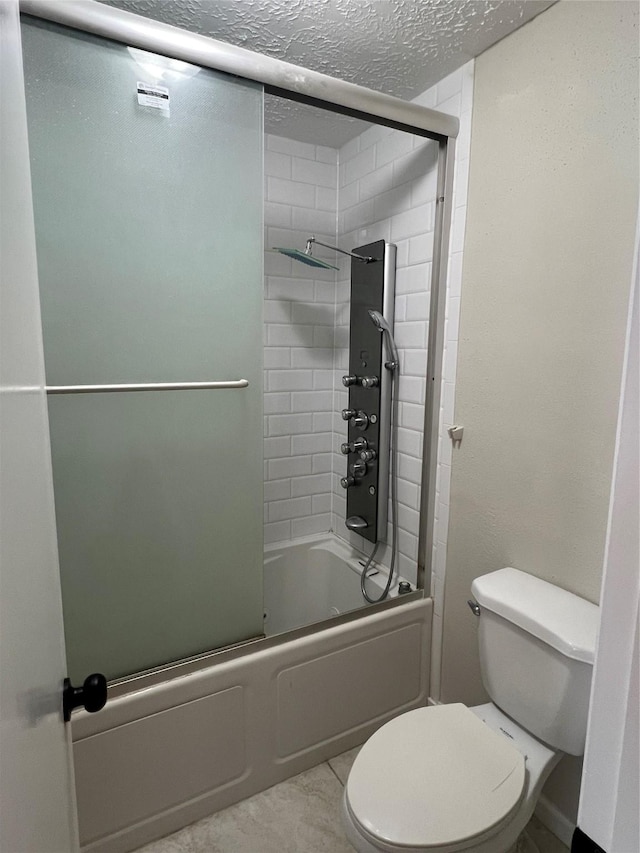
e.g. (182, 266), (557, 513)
(63, 673), (107, 722)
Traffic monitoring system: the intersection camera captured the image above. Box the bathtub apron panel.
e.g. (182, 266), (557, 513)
(73, 596), (432, 852)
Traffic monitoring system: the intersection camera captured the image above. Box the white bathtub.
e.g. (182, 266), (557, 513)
(72, 534), (431, 853)
(264, 533), (408, 636)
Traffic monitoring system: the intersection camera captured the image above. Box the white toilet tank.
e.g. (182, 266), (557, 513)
(471, 568), (599, 756)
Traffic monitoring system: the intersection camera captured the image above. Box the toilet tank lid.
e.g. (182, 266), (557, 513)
(471, 568), (599, 663)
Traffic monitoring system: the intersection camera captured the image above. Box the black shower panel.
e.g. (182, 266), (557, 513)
(340, 240), (396, 544)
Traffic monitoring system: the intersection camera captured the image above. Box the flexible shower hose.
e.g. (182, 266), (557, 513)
(360, 369), (399, 604)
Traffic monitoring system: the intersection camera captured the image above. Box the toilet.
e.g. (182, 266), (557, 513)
(342, 567), (600, 853)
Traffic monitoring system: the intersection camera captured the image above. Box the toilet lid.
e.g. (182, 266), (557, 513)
(346, 704), (525, 850)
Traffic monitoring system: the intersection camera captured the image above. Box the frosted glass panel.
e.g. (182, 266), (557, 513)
(47, 391), (263, 681)
(22, 19), (264, 681)
(23, 19), (262, 386)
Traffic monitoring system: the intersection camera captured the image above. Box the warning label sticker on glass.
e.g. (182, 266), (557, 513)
(137, 82), (170, 114)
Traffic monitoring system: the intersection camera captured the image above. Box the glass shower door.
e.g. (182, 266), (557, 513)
(22, 18), (264, 682)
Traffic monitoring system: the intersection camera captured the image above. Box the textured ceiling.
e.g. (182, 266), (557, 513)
(100, 0), (555, 146)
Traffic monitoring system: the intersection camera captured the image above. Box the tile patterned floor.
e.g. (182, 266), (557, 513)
(520, 816), (571, 853)
(135, 746), (569, 853)
(135, 760), (353, 853)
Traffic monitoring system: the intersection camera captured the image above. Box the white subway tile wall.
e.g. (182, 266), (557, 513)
(332, 64), (474, 610)
(263, 64), (474, 683)
(264, 136), (339, 545)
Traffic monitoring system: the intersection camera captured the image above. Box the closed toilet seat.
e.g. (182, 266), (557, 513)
(345, 704), (526, 852)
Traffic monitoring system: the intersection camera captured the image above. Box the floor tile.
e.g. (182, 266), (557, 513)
(135, 749), (570, 853)
(136, 762), (353, 853)
(328, 745), (362, 785)
(522, 815), (570, 853)
(135, 833), (195, 853)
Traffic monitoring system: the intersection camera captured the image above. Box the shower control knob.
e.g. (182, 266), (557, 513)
(340, 475), (355, 489)
(341, 408), (357, 421)
(360, 376), (379, 388)
(341, 438), (368, 455)
(360, 449), (377, 462)
(342, 374), (359, 387)
(353, 410), (370, 430)
(349, 460), (367, 479)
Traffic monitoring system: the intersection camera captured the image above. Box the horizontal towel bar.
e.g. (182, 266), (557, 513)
(46, 380), (249, 394)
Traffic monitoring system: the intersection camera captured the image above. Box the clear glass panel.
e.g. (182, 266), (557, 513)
(22, 19), (264, 682)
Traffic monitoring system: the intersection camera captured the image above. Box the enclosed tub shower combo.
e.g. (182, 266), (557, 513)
(18, 1), (458, 850)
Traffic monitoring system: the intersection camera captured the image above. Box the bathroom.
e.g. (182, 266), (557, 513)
(0, 1), (637, 853)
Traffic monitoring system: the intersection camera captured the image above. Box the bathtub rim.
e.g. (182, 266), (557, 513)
(76, 595), (430, 742)
(107, 591), (424, 701)
(264, 530), (412, 596)
(105, 532), (423, 702)
(264, 531), (414, 636)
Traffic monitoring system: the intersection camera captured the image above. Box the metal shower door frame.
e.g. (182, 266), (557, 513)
(19, 0), (457, 602)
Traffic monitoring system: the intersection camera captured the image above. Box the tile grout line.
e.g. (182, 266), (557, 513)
(326, 759), (346, 787)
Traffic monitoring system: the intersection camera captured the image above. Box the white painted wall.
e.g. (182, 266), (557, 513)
(440, 0), (639, 838)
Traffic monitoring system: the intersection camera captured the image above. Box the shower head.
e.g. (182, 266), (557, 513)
(272, 235), (374, 270)
(271, 247), (339, 270)
(368, 310), (400, 372)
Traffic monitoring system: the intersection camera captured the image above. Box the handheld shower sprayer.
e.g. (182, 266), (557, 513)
(368, 310), (400, 372)
(355, 307), (401, 605)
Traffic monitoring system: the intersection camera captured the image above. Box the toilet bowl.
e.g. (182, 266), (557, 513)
(341, 568), (599, 853)
(342, 702), (560, 853)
